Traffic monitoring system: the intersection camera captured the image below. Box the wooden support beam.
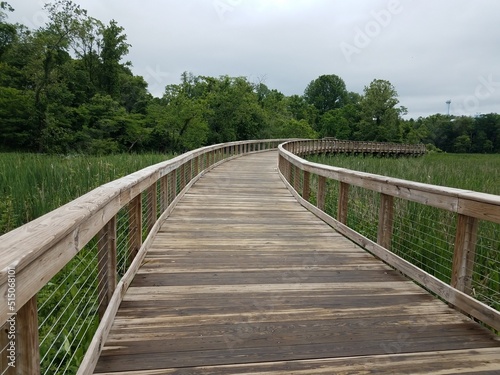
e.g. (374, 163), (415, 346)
(97, 216), (117, 321)
(159, 175), (168, 213)
(145, 184), (157, 234)
(302, 171), (311, 201)
(377, 193), (394, 250)
(293, 165), (301, 192)
(17, 296), (40, 375)
(452, 214), (479, 295)
(171, 170), (177, 201)
(128, 195), (142, 265)
(317, 176), (326, 211)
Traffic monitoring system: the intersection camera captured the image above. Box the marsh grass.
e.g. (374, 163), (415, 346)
(0, 153), (174, 235)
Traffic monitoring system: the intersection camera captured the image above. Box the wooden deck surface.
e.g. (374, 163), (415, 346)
(93, 151), (500, 374)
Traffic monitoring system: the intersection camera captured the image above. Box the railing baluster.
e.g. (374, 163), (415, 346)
(128, 195), (142, 264)
(17, 295), (40, 374)
(145, 184), (157, 233)
(160, 174), (168, 213)
(452, 214), (479, 295)
(377, 193), (394, 250)
(302, 171), (311, 201)
(317, 176), (326, 211)
(293, 165), (301, 192)
(97, 216), (117, 320)
(171, 170), (177, 201)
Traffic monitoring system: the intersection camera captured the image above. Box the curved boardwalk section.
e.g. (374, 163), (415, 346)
(93, 151), (500, 374)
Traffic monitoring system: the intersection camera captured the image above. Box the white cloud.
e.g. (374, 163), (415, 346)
(7, 0), (500, 118)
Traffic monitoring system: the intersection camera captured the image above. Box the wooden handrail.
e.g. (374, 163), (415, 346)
(278, 139), (500, 332)
(0, 138), (292, 374)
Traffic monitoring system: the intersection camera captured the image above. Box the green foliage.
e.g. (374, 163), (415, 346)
(304, 74), (348, 115)
(1, 0), (499, 155)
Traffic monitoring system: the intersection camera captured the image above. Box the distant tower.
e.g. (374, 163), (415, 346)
(446, 100), (451, 116)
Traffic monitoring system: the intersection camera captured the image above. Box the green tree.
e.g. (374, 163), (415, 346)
(357, 79), (406, 142)
(304, 74), (348, 116)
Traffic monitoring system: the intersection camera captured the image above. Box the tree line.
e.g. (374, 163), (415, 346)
(1, 1), (499, 154)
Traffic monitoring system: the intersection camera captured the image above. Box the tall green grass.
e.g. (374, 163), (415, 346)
(0, 153), (174, 235)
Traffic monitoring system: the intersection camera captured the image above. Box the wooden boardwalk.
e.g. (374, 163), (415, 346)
(93, 151), (500, 374)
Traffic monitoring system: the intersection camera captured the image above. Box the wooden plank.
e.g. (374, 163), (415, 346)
(93, 347), (500, 375)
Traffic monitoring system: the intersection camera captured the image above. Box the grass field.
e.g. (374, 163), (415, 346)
(0, 153), (174, 235)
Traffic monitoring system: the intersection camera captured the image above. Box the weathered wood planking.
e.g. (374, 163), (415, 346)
(93, 152), (500, 375)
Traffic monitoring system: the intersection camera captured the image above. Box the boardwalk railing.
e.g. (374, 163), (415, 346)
(293, 138), (427, 156)
(278, 139), (500, 333)
(0, 139), (288, 375)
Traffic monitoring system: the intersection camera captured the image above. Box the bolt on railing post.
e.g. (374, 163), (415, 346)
(17, 295), (40, 375)
(337, 182), (349, 224)
(377, 194), (394, 250)
(97, 216), (117, 321)
(302, 171), (311, 201)
(451, 214), (479, 295)
(317, 176), (326, 211)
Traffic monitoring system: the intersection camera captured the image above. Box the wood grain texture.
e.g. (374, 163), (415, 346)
(93, 151), (500, 375)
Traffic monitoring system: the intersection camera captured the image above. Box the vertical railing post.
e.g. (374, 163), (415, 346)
(293, 165), (301, 192)
(179, 164), (186, 191)
(317, 176), (326, 211)
(160, 174), (168, 213)
(451, 214), (478, 295)
(17, 296), (40, 375)
(97, 216), (117, 320)
(302, 171), (311, 201)
(337, 182), (349, 224)
(170, 170), (177, 202)
(377, 194), (394, 250)
(194, 156), (199, 176)
(128, 194), (142, 264)
(145, 184), (157, 234)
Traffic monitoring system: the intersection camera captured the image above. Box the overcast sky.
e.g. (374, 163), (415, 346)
(8, 0), (500, 119)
